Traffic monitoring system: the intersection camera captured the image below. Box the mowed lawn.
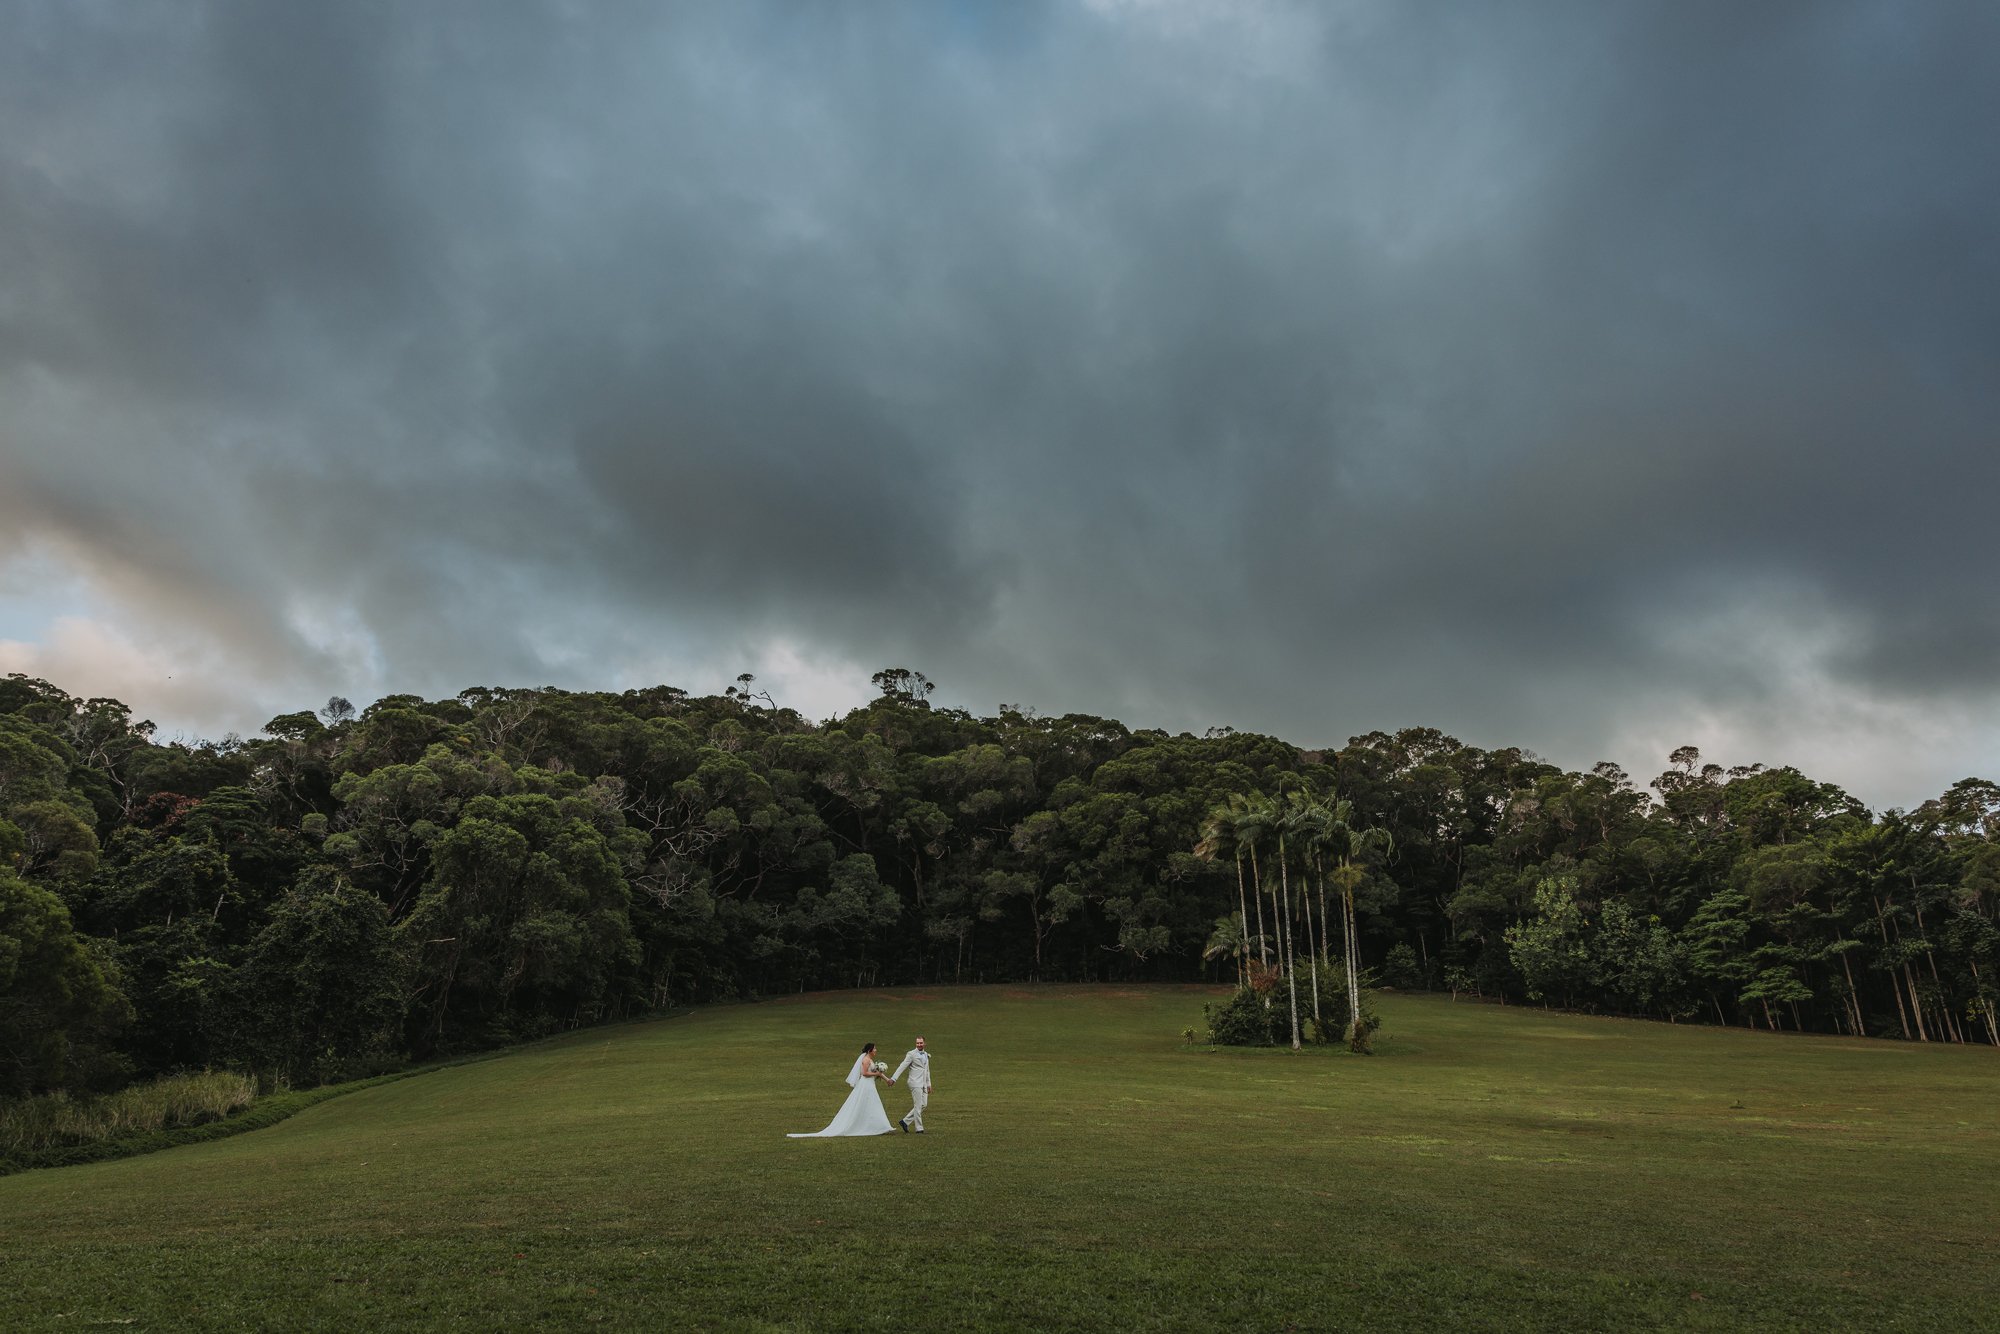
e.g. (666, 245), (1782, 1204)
(3, 987), (1996, 1331)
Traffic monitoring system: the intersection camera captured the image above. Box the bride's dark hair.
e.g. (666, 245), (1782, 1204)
(861, 1042), (876, 1055)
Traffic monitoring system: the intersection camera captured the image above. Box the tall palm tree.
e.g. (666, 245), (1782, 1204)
(1271, 794), (1304, 1050)
(1316, 797), (1395, 1049)
(1233, 794), (1275, 969)
(1287, 794), (1332, 1034)
(1195, 798), (1255, 988)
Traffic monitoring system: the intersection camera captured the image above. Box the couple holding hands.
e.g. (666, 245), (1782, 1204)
(787, 1036), (932, 1138)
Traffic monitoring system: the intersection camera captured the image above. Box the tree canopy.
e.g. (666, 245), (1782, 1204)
(1, 668), (1995, 1098)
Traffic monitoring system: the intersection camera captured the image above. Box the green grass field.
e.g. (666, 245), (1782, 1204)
(3, 986), (1995, 1331)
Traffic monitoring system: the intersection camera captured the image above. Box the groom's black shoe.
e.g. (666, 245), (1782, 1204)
(899, 1119), (909, 1132)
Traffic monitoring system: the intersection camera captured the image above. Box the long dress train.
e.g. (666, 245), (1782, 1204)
(788, 1053), (895, 1137)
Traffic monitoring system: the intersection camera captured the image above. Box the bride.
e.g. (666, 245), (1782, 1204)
(788, 1042), (896, 1137)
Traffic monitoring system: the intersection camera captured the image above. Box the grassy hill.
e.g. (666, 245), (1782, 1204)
(2, 986), (1995, 1331)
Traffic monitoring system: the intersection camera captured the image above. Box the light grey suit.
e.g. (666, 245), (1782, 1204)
(889, 1047), (931, 1131)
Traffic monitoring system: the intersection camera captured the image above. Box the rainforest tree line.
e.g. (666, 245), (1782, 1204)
(3, 667), (1997, 1098)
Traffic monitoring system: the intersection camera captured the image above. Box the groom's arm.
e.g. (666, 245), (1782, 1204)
(889, 1052), (914, 1083)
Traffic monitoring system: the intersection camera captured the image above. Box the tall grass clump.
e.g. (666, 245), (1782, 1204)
(0, 1071), (262, 1156)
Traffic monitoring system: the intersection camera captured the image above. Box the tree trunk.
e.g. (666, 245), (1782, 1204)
(1303, 873), (1322, 1032)
(1316, 854), (1332, 970)
(1969, 956), (2000, 1046)
(1885, 908), (1932, 1042)
(1304, 856), (1320, 1032)
(1913, 902), (1964, 1043)
(1235, 853), (1253, 990)
(1904, 962), (1930, 1042)
(1279, 837), (1301, 1050)
(1912, 908), (1960, 1040)
(1249, 846), (1268, 965)
(1342, 863), (1364, 1039)
(1271, 878), (1285, 976)
(1873, 898), (1913, 1040)
(1838, 944), (1865, 1037)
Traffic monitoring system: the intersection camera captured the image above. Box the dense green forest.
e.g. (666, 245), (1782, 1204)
(3, 666), (1997, 1099)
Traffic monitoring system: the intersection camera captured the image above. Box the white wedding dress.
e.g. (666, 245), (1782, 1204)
(788, 1053), (895, 1137)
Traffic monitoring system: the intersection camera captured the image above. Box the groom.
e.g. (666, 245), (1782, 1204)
(888, 1036), (931, 1133)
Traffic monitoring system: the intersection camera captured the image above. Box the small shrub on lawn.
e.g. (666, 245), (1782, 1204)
(1205, 989), (1282, 1045)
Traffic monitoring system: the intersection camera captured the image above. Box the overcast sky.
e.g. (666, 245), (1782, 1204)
(2, 0), (1995, 810)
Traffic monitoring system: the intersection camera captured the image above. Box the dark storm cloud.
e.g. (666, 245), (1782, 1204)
(1, 0), (1995, 806)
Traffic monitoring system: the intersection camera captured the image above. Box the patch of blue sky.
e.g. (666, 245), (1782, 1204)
(0, 544), (92, 646)
(0, 588), (63, 645)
